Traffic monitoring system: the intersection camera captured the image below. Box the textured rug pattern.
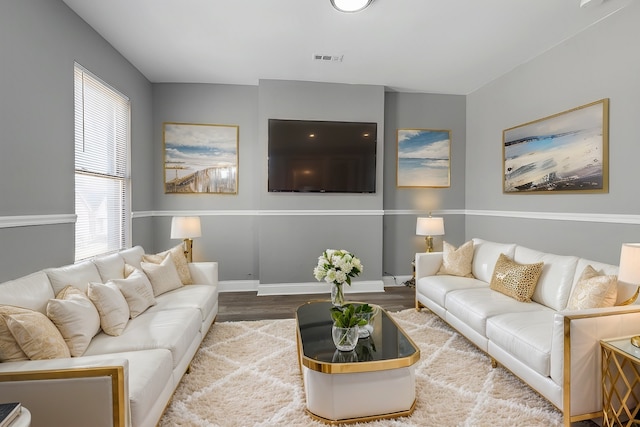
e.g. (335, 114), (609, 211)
(159, 309), (564, 426)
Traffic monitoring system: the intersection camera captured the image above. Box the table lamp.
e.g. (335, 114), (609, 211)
(416, 215), (445, 252)
(170, 216), (202, 262)
(618, 243), (640, 347)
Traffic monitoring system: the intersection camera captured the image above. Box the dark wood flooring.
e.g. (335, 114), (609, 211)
(216, 285), (416, 322)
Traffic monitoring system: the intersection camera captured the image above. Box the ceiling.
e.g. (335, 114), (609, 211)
(62, 0), (631, 95)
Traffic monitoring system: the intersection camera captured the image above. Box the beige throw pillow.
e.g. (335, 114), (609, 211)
(87, 282), (130, 336)
(142, 244), (193, 285)
(141, 254), (183, 296)
(437, 240), (474, 278)
(47, 286), (101, 356)
(6, 310), (71, 360)
(566, 265), (617, 310)
(108, 267), (157, 318)
(490, 253), (544, 303)
(0, 306), (30, 362)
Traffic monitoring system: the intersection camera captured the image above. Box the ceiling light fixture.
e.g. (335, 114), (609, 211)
(331, 0), (373, 13)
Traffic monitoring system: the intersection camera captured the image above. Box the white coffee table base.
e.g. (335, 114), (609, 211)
(302, 365), (416, 424)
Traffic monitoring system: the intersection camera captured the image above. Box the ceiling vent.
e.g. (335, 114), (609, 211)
(313, 54), (344, 62)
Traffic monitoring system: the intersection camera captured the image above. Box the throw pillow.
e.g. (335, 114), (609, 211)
(566, 265), (617, 310)
(87, 282), (130, 336)
(5, 310), (71, 359)
(490, 253), (544, 303)
(47, 285), (101, 356)
(0, 306), (30, 362)
(141, 253), (184, 296)
(142, 244), (193, 285)
(437, 240), (475, 278)
(108, 267), (157, 318)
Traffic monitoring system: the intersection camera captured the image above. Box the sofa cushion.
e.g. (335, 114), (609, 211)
(93, 252), (126, 282)
(566, 265), (617, 310)
(437, 240), (474, 278)
(119, 246), (145, 270)
(6, 309), (71, 359)
(107, 268), (156, 318)
(83, 308), (202, 369)
(141, 254), (183, 296)
(445, 288), (550, 336)
(490, 254), (543, 303)
(0, 306), (29, 361)
(147, 284), (218, 326)
(46, 261), (103, 295)
(46, 286), (101, 356)
(486, 311), (555, 377)
(87, 283), (130, 336)
(0, 271), (54, 314)
(416, 275), (488, 309)
(514, 246), (579, 311)
(471, 238), (517, 283)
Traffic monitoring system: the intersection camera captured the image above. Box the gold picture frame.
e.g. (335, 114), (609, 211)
(503, 98), (609, 194)
(163, 122), (239, 194)
(396, 128), (451, 188)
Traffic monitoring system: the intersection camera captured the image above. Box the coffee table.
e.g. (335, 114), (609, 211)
(295, 301), (420, 424)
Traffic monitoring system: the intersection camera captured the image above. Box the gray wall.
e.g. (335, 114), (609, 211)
(0, 0), (153, 282)
(383, 92), (467, 278)
(465, 1), (640, 264)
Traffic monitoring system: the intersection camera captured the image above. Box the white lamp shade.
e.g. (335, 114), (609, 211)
(331, 0), (373, 12)
(170, 216), (202, 239)
(416, 217), (445, 236)
(619, 243), (640, 284)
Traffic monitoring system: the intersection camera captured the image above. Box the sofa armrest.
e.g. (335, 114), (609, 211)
(415, 252), (443, 280)
(551, 306), (640, 423)
(0, 358), (129, 427)
(188, 261), (218, 286)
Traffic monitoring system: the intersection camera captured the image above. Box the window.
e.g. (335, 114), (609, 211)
(74, 63), (131, 261)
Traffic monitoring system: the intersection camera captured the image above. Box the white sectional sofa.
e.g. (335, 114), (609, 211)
(0, 245), (218, 427)
(415, 238), (640, 426)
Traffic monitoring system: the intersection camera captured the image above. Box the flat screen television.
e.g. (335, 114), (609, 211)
(268, 119), (377, 193)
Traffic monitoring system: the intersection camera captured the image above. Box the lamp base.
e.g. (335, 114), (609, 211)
(425, 236), (434, 253)
(631, 336), (640, 348)
(182, 238), (193, 263)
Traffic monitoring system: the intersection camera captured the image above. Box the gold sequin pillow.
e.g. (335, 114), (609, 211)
(490, 253), (544, 303)
(566, 265), (617, 310)
(437, 240), (474, 278)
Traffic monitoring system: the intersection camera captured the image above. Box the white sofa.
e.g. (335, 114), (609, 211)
(415, 238), (640, 426)
(0, 245), (218, 427)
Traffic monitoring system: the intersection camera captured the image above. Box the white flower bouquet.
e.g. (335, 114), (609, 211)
(313, 249), (363, 306)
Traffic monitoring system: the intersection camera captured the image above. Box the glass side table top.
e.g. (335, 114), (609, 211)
(296, 301), (420, 374)
(602, 336), (640, 363)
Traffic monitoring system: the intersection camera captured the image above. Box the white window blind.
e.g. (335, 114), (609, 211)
(74, 63), (131, 261)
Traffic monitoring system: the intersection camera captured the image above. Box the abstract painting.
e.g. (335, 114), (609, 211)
(503, 99), (609, 193)
(164, 122), (238, 194)
(397, 129), (451, 188)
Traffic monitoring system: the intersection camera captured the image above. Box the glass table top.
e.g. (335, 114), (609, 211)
(296, 301), (420, 374)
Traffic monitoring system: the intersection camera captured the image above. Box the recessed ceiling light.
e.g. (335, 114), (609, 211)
(331, 0), (373, 13)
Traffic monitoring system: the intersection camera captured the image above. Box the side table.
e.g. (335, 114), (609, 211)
(601, 337), (640, 426)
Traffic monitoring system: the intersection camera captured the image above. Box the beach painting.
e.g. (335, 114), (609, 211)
(503, 99), (608, 194)
(397, 129), (451, 188)
(164, 122), (238, 194)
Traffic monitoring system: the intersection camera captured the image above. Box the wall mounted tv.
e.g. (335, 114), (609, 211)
(268, 119), (377, 193)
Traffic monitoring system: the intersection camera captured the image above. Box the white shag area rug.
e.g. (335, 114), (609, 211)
(159, 309), (567, 426)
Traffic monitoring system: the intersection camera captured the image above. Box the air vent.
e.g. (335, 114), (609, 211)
(312, 54), (344, 62)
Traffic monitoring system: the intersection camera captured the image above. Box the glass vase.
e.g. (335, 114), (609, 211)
(332, 324), (359, 351)
(331, 282), (345, 306)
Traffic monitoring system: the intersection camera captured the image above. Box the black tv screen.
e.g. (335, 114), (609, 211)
(268, 119), (377, 193)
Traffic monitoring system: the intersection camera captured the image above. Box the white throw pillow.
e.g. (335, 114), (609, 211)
(87, 282), (130, 336)
(47, 286), (101, 356)
(566, 265), (617, 310)
(142, 244), (193, 285)
(6, 310), (71, 360)
(437, 240), (475, 278)
(141, 254), (183, 296)
(108, 267), (157, 318)
(0, 305), (30, 362)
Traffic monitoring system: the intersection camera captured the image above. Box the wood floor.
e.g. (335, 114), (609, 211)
(216, 285), (416, 322)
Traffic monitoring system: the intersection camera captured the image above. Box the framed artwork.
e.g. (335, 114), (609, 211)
(163, 122), (239, 194)
(503, 98), (609, 194)
(397, 129), (451, 188)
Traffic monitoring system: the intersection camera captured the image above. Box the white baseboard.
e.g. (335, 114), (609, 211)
(218, 280), (259, 293)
